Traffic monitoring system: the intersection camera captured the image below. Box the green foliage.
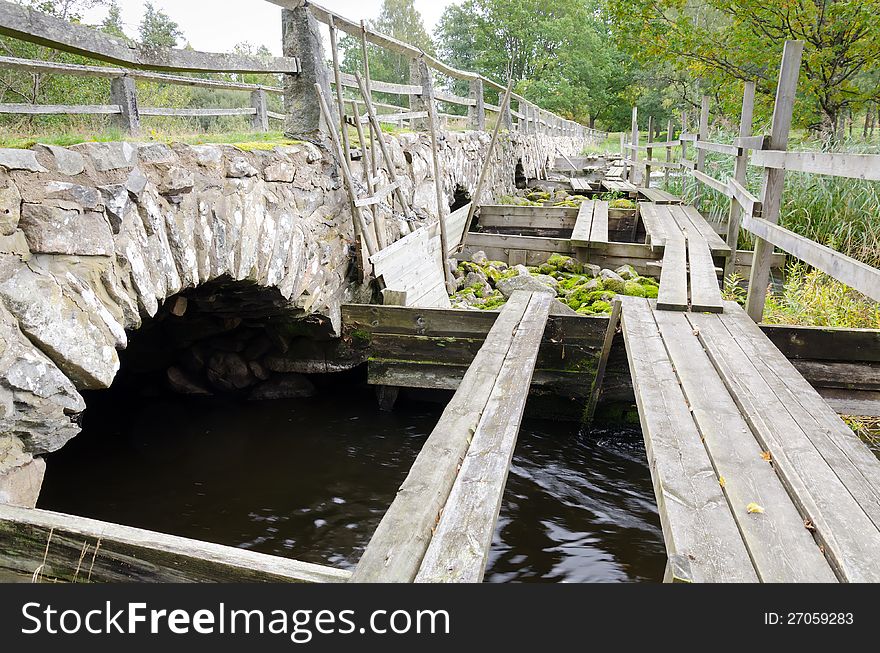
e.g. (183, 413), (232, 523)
(340, 0), (435, 86)
(435, 0), (635, 127)
(604, 0), (880, 138)
(139, 1), (182, 49)
(763, 263), (880, 329)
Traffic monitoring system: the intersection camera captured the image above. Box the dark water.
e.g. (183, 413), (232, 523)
(38, 385), (665, 583)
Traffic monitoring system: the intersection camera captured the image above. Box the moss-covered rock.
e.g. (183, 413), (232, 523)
(623, 281), (646, 297)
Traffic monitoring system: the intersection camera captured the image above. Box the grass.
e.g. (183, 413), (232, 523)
(581, 131), (621, 155)
(845, 416), (880, 457)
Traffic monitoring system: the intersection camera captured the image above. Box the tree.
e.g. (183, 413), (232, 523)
(139, 1), (183, 49)
(340, 0), (435, 85)
(434, 0), (634, 126)
(100, 0), (126, 38)
(604, 0), (880, 139)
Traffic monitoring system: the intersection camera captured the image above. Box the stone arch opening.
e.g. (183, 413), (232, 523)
(514, 159), (527, 189)
(449, 184), (471, 213)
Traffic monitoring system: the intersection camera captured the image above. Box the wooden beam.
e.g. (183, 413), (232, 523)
(694, 140), (742, 157)
(741, 214), (880, 303)
(746, 40), (804, 321)
(751, 149), (880, 181)
(351, 293), (533, 582)
(0, 103), (120, 115)
(585, 298), (621, 423)
(728, 178), (762, 218)
(0, 504), (350, 583)
(693, 169), (732, 197)
(139, 107), (256, 117)
(0, 0), (298, 73)
(415, 292), (553, 582)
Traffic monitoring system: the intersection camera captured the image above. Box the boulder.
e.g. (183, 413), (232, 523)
(158, 166), (195, 195)
(166, 367), (212, 396)
(137, 143), (177, 165)
(0, 454), (46, 508)
(0, 184), (21, 236)
(0, 149), (47, 173)
(615, 264), (638, 280)
(248, 373), (316, 400)
(264, 160), (296, 183)
(0, 303), (85, 455)
(34, 145), (84, 176)
(471, 250), (488, 265)
(18, 204), (114, 256)
(206, 351), (255, 391)
(227, 157), (259, 178)
(496, 274), (557, 298)
(600, 268), (625, 283)
(72, 142), (137, 172)
(45, 181), (101, 210)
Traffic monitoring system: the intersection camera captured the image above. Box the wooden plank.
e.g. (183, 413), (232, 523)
(760, 325), (880, 362)
(690, 307), (880, 582)
(688, 238), (724, 313)
(694, 140), (742, 157)
(337, 71), (420, 95)
(466, 232), (575, 254)
(570, 177), (592, 191)
(721, 305), (880, 523)
(741, 214), (880, 302)
(728, 178), (763, 217)
(678, 206), (731, 255)
(350, 293), (534, 582)
(751, 149), (880, 181)
(0, 504), (350, 584)
(735, 135), (768, 150)
(140, 107), (256, 117)
(693, 169), (732, 197)
(377, 110), (428, 123)
(585, 299), (621, 422)
(588, 200), (609, 244)
(0, 103), (120, 115)
(618, 297), (758, 582)
(638, 159), (681, 169)
(478, 212), (574, 231)
(570, 199), (594, 247)
(355, 181), (400, 207)
(435, 89), (475, 106)
(415, 292), (553, 582)
(0, 0), (298, 73)
(638, 202), (667, 247)
(657, 232), (688, 311)
(679, 158), (696, 170)
(479, 205), (577, 219)
(653, 311), (836, 582)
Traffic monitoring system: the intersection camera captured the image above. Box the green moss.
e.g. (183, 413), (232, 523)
(603, 278), (626, 294)
(350, 329), (372, 345)
(591, 300), (612, 313)
(643, 284), (659, 299)
(623, 281), (647, 297)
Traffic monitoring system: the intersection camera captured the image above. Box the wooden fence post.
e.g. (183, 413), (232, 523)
(629, 106), (639, 185)
(745, 40), (804, 321)
(250, 88), (269, 132)
(501, 93), (513, 131)
(282, 4), (333, 140)
(680, 110), (689, 199)
(645, 115), (653, 188)
(469, 77), (485, 131)
(664, 118), (673, 188)
(110, 75), (139, 136)
(695, 95), (710, 209)
(724, 81), (756, 280)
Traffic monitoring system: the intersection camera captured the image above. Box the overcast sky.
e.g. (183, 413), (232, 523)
(81, 0), (459, 56)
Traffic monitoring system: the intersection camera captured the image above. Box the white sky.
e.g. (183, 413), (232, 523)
(81, 0), (459, 56)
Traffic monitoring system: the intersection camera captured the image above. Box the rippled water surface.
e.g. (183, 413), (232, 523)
(39, 384), (665, 582)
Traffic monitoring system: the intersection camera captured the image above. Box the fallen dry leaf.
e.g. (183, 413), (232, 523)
(746, 502), (765, 514)
(718, 476), (726, 488)
(760, 451), (772, 462)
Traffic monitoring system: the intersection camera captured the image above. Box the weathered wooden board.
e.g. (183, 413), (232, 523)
(416, 293), (553, 582)
(657, 228), (688, 311)
(602, 179), (638, 194)
(639, 188), (681, 204)
(653, 310), (835, 582)
(570, 177), (592, 192)
(0, 504), (350, 583)
(676, 205), (731, 255)
(570, 199), (595, 246)
(688, 238), (724, 313)
(588, 200), (610, 245)
(351, 293), (533, 582)
(638, 202), (668, 248)
(619, 297), (759, 582)
(751, 149), (880, 182)
(690, 307), (880, 582)
(741, 213), (880, 303)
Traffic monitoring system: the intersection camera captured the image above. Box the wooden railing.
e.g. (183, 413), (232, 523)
(620, 41), (880, 321)
(0, 0), (603, 141)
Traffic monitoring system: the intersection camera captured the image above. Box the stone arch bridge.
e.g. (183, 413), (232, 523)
(0, 129), (588, 505)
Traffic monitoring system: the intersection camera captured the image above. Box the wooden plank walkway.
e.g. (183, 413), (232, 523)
(602, 179), (638, 195)
(351, 291), (553, 582)
(569, 177), (592, 192)
(639, 187), (681, 204)
(645, 203), (725, 313)
(570, 199), (610, 249)
(620, 296), (880, 582)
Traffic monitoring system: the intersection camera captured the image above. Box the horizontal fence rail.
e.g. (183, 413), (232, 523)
(0, 0), (606, 143)
(619, 40), (879, 321)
